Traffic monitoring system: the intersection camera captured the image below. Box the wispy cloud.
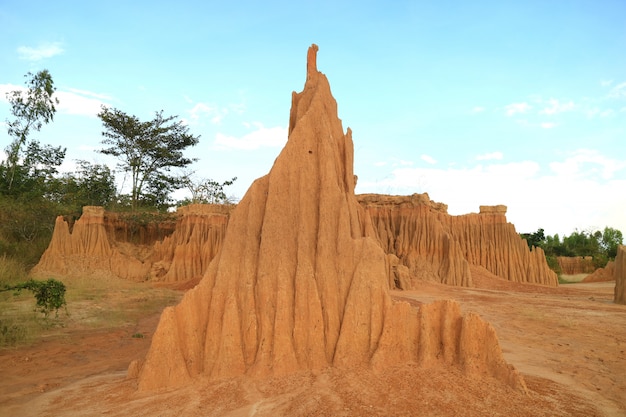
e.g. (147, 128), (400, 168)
(540, 122), (557, 129)
(504, 102), (531, 116)
(17, 42), (64, 61)
(187, 102), (226, 125)
(0, 83), (109, 117)
(600, 79), (613, 87)
(608, 82), (626, 99)
(471, 106), (485, 113)
(420, 154), (437, 165)
(476, 151), (503, 161)
(214, 123), (287, 150)
(549, 149), (625, 180)
(56, 89), (111, 117)
(540, 98), (575, 115)
(184, 97), (245, 125)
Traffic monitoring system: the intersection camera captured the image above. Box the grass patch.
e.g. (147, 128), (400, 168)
(558, 274), (589, 284)
(1, 261), (181, 348)
(0, 254), (30, 286)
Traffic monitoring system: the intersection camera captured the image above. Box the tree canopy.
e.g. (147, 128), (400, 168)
(3, 70), (61, 192)
(97, 107), (200, 210)
(180, 174), (237, 205)
(521, 226), (624, 271)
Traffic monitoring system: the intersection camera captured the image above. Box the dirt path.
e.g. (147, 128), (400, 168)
(1, 277), (624, 416)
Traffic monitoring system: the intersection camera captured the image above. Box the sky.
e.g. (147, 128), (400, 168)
(1, 0), (625, 237)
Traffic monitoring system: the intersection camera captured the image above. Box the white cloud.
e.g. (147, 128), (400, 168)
(549, 149), (625, 180)
(476, 151), (503, 161)
(17, 42), (64, 61)
(471, 106), (485, 113)
(214, 123), (287, 150)
(600, 79), (613, 87)
(609, 82), (626, 99)
(421, 154), (437, 165)
(504, 102), (531, 116)
(540, 98), (575, 115)
(540, 122), (557, 129)
(185, 100), (232, 125)
(55, 89), (111, 117)
(189, 102), (218, 121)
(1, 83), (109, 117)
(356, 150), (626, 236)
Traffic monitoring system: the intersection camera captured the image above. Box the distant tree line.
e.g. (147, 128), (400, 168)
(521, 227), (623, 273)
(1, 70), (236, 268)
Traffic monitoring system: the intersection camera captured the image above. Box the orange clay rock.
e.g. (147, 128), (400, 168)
(32, 206), (157, 280)
(150, 204), (230, 284)
(134, 45), (526, 394)
(557, 256), (595, 275)
(614, 246), (626, 304)
(32, 205), (228, 283)
(583, 260), (615, 282)
(360, 195), (558, 287)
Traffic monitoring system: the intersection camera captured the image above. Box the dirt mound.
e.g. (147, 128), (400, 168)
(583, 261), (615, 283)
(614, 245), (626, 304)
(133, 45), (525, 394)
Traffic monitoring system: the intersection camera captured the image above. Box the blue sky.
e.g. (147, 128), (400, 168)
(1, 0), (625, 237)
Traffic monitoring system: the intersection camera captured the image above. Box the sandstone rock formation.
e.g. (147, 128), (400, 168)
(33, 206), (159, 280)
(134, 44), (526, 393)
(150, 205), (229, 284)
(33, 205), (228, 284)
(614, 246), (626, 304)
(359, 194), (558, 288)
(557, 256), (595, 275)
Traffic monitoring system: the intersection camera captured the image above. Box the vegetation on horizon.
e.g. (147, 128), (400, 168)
(521, 227), (623, 274)
(1, 70), (236, 270)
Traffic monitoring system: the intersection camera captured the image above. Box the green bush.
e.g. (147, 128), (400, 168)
(2, 279), (67, 318)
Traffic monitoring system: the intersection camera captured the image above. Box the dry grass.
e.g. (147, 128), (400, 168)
(559, 274), (589, 284)
(0, 265), (181, 347)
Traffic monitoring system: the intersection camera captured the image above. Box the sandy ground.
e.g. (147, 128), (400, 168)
(1, 271), (625, 417)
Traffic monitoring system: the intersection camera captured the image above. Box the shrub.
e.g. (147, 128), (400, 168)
(1, 279), (67, 318)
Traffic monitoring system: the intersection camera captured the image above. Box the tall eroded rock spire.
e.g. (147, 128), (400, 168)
(134, 45), (526, 393)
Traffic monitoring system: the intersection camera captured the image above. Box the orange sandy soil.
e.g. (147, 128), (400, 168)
(1, 269), (625, 417)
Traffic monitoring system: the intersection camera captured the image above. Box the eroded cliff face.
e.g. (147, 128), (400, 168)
(150, 205), (229, 284)
(33, 207), (157, 280)
(33, 205), (229, 284)
(557, 256), (595, 275)
(359, 195), (558, 288)
(614, 246), (626, 304)
(133, 45), (526, 393)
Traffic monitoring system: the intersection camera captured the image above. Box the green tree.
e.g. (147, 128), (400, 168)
(563, 230), (600, 257)
(600, 226), (623, 259)
(179, 174), (237, 205)
(3, 70), (60, 191)
(53, 160), (117, 208)
(521, 228), (545, 249)
(97, 107), (200, 210)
